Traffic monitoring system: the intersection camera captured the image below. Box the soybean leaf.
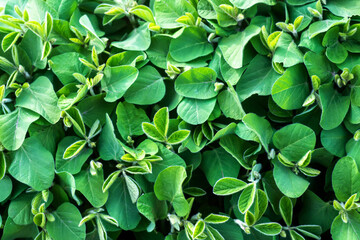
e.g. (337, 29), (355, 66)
(273, 123), (316, 161)
(319, 83), (350, 130)
(9, 137), (55, 191)
(106, 178), (141, 230)
(74, 169), (108, 208)
(271, 64), (310, 110)
(201, 148), (240, 186)
(116, 102), (150, 140)
(124, 66), (165, 105)
(177, 97), (217, 125)
(273, 158), (310, 198)
(0, 108), (39, 151)
(175, 67), (218, 100)
(236, 54), (280, 101)
(101, 66), (139, 102)
(136, 192), (168, 223)
(238, 183), (256, 214)
(47, 202), (86, 240)
(279, 196), (293, 226)
(98, 114), (124, 161)
(154, 0), (197, 29)
(219, 25), (261, 69)
(154, 166), (189, 217)
(253, 223), (282, 236)
(111, 23), (151, 51)
(213, 177), (247, 196)
(273, 33), (303, 68)
(169, 27), (213, 62)
(332, 156), (360, 202)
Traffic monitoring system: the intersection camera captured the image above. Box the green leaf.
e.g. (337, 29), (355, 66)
(219, 25), (261, 69)
(145, 143), (186, 182)
(299, 191), (337, 232)
(8, 193), (35, 225)
(75, 169), (108, 208)
(2, 32), (21, 52)
(16, 76), (61, 124)
(1, 217), (38, 240)
(154, 166), (189, 217)
(290, 230), (305, 240)
(0, 176), (12, 202)
(320, 125), (351, 157)
(175, 67), (218, 99)
(308, 19), (347, 38)
(218, 88), (246, 120)
(331, 211), (360, 240)
(56, 136), (93, 175)
(231, 0), (276, 9)
(280, 196), (293, 226)
(238, 183), (256, 214)
(201, 148), (240, 186)
(167, 130), (190, 145)
(236, 54), (280, 101)
(101, 65), (139, 102)
(106, 177), (141, 230)
(124, 66), (165, 105)
(137, 192), (167, 222)
(204, 214), (229, 224)
(213, 177), (247, 196)
(130, 5), (155, 23)
(303, 51), (335, 83)
(271, 64), (310, 110)
(254, 189), (268, 221)
(63, 140), (87, 159)
(154, 0), (197, 29)
(177, 97), (217, 125)
(319, 83), (350, 130)
(0, 152), (6, 180)
(219, 135), (252, 169)
(98, 114), (124, 161)
(169, 27), (213, 62)
(9, 137), (55, 191)
(142, 123), (166, 142)
(50, 52), (89, 85)
(273, 123), (316, 161)
(154, 107), (169, 137)
(243, 113), (273, 153)
(78, 15), (105, 52)
(47, 0), (77, 20)
(47, 203), (86, 240)
(41, 41), (51, 60)
(111, 23), (151, 51)
(326, 40), (348, 64)
(273, 158), (310, 198)
(116, 102), (150, 139)
(25, 21), (44, 39)
(124, 174), (140, 203)
(273, 33), (304, 68)
(326, 0), (360, 17)
(0, 108), (39, 151)
(253, 223), (282, 236)
(332, 156), (360, 202)
(193, 220), (206, 238)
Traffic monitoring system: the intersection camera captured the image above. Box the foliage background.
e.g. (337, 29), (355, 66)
(0, 0), (360, 239)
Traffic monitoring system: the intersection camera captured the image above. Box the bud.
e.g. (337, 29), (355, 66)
(148, 22), (161, 31)
(311, 75), (320, 91)
(354, 129), (360, 141)
(302, 92), (315, 107)
(214, 82), (224, 92)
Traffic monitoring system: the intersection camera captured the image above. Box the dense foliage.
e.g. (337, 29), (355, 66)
(0, 0), (360, 239)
